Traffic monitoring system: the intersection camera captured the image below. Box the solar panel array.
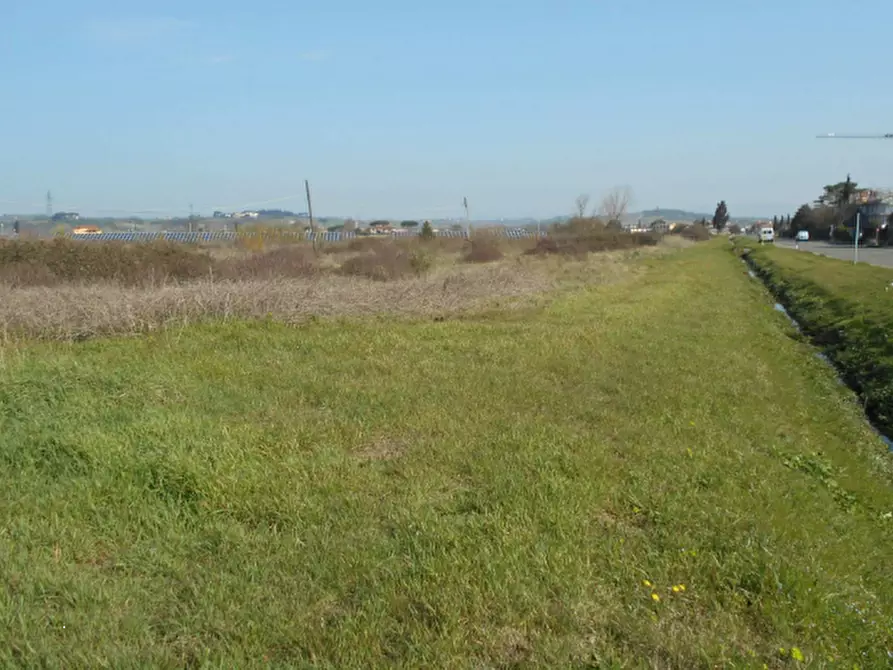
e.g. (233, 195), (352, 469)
(65, 229), (543, 243)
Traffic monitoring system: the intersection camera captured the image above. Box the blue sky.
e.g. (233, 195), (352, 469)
(2, 0), (893, 220)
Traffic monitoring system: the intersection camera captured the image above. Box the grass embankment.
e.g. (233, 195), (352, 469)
(740, 243), (893, 438)
(2, 243), (892, 667)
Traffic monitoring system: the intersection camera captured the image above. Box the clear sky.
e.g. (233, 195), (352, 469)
(3, 0), (893, 220)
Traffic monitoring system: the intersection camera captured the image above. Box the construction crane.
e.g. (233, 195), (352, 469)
(816, 132), (893, 139)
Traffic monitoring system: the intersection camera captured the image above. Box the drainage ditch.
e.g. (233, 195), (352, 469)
(740, 251), (893, 452)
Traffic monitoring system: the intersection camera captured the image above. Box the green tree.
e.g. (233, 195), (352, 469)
(712, 201), (730, 231)
(420, 220), (435, 240)
(400, 220), (420, 228)
(790, 204), (813, 234)
(817, 174), (860, 208)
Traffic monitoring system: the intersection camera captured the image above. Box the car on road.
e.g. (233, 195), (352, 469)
(796, 230), (810, 242)
(758, 226), (775, 244)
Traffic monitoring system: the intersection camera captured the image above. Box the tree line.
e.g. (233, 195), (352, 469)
(768, 175), (892, 244)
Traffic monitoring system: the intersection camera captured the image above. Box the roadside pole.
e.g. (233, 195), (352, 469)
(854, 209), (861, 265)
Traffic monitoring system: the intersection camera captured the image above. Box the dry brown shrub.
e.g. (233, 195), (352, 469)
(338, 243), (429, 281)
(524, 218), (661, 257)
(463, 236), (504, 263)
(216, 246), (322, 279)
(0, 238), (215, 287)
(426, 235), (468, 254)
(674, 224), (712, 241)
(322, 236), (389, 255)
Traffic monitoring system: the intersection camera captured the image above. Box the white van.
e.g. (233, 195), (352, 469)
(758, 227), (775, 243)
(795, 230), (810, 242)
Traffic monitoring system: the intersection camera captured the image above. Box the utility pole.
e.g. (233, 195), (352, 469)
(854, 208), (862, 264)
(463, 196), (470, 238)
(189, 203), (194, 233)
(46, 190), (53, 219)
(305, 179), (317, 252)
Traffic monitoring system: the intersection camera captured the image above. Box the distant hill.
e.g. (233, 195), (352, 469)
(635, 209), (710, 222)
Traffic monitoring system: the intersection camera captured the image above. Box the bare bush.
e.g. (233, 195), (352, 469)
(463, 236), (504, 263)
(528, 217), (660, 257)
(599, 186), (632, 226)
(338, 244), (430, 281)
(0, 238), (214, 287)
(673, 224), (712, 241)
(216, 246), (322, 279)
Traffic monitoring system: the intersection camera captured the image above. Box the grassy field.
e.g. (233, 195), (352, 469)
(739, 241), (893, 439)
(2, 242), (893, 667)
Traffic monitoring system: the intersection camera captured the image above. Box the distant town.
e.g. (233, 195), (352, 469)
(0, 206), (772, 239)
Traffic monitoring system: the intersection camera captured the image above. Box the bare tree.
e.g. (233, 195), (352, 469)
(600, 186), (632, 226)
(574, 194), (591, 219)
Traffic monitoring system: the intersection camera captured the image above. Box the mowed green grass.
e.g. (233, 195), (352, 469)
(1, 244), (892, 668)
(745, 242), (893, 318)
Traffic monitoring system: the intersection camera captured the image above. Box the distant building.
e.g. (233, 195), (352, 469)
(850, 189), (893, 245)
(649, 218), (670, 233)
(52, 211), (80, 221)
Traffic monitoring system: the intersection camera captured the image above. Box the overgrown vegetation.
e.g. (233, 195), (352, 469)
(0, 224), (675, 291)
(2, 243), (891, 667)
(527, 217), (662, 257)
(739, 241), (893, 437)
(0, 238), (216, 286)
(338, 243), (433, 281)
(462, 235), (504, 263)
(672, 222), (712, 242)
(0, 239), (669, 341)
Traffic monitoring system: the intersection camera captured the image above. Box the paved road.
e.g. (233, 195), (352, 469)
(773, 239), (893, 269)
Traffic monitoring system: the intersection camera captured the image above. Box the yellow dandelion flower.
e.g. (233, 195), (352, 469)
(672, 585), (681, 593)
(679, 584), (686, 592)
(642, 579), (652, 588)
(791, 647), (804, 662)
(651, 592), (661, 602)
